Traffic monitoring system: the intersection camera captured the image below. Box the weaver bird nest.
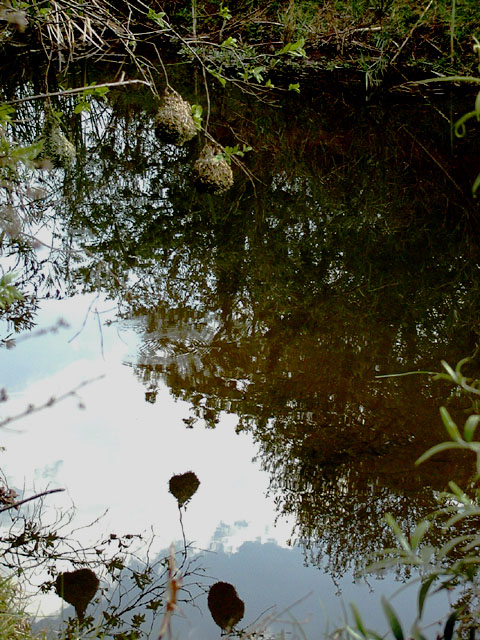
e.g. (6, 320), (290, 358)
(208, 581), (245, 632)
(155, 90), (197, 146)
(168, 471), (200, 507)
(43, 127), (76, 168)
(55, 568), (99, 621)
(193, 143), (233, 194)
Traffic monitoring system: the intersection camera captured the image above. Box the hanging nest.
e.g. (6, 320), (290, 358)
(207, 581), (245, 632)
(168, 471), (200, 507)
(193, 143), (234, 194)
(55, 568), (99, 622)
(154, 89), (197, 146)
(42, 126), (76, 168)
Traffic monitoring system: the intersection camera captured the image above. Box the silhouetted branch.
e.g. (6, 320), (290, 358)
(5, 79), (152, 105)
(0, 488), (65, 513)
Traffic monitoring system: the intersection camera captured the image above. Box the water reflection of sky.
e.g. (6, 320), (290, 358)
(0, 294), (450, 637)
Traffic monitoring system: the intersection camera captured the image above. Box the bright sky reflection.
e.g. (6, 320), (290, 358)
(0, 295), (452, 637)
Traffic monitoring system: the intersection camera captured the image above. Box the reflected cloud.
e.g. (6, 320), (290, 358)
(35, 459), (63, 481)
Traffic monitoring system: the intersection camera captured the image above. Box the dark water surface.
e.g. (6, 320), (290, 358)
(1, 63), (480, 637)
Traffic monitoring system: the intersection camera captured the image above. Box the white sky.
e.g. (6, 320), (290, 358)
(0, 294), (293, 555)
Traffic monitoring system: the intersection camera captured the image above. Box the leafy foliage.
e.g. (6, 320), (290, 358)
(0, 450), (203, 638)
(343, 358), (480, 640)
(0, 273), (23, 309)
(0, 576), (47, 640)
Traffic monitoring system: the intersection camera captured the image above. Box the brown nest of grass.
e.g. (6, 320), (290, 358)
(168, 471), (200, 507)
(207, 581), (245, 632)
(55, 568), (99, 621)
(154, 89), (197, 146)
(193, 143), (234, 194)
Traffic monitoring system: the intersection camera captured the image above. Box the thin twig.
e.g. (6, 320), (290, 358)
(68, 293), (101, 344)
(390, 0), (434, 66)
(0, 375), (105, 429)
(3, 319), (70, 347)
(178, 505), (187, 554)
(5, 79), (152, 106)
(402, 126), (464, 195)
(0, 488), (65, 513)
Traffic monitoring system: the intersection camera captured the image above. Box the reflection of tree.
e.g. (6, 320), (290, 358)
(132, 303), (474, 577)
(4, 65), (480, 575)
(64, 78), (480, 575)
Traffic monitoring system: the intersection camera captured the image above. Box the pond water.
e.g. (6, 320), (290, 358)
(1, 62), (480, 638)
(0, 295), (453, 639)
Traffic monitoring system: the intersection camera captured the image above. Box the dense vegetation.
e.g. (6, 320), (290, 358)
(3, 0), (480, 83)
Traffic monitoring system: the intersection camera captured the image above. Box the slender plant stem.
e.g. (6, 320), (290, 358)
(450, 0), (456, 64)
(191, 0), (197, 39)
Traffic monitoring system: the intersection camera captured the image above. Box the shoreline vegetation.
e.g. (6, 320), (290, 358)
(2, 0), (480, 91)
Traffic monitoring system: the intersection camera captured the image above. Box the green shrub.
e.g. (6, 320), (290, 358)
(0, 576), (46, 640)
(345, 358), (480, 640)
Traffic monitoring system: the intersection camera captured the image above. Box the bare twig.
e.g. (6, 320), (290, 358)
(0, 488), (65, 513)
(5, 79), (152, 106)
(0, 375), (105, 429)
(390, 0), (434, 66)
(3, 319), (70, 348)
(402, 126), (464, 195)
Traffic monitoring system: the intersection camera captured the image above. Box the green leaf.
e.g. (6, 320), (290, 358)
(464, 414), (480, 442)
(419, 545), (434, 564)
(415, 441), (463, 465)
(432, 372), (457, 382)
(11, 141), (43, 164)
(288, 83), (300, 93)
(344, 626), (365, 640)
(418, 574), (438, 618)
(0, 273), (24, 309)
(385, 514), (410, 552)
(440, 360), (458, 381)
(219, 4), (232, 20)
(447, 480), (471, 502)
(473, 172), (480, 197)
(277, 37), (306, 57)
(455, 357), (471, 374)
(74, 101), (90, 114)
(458, 535), (480, 553)
(191, 104), (203, 130)
(208, 68), (226, 87)
(0, 273), (15, 286)
(410, 520), (429, 550)
(437, 534), (473, 559)
(221, 36), (237, 48)
(439, 407), (462, 442)
(350, 603), (367, 638)
(92, 85), (109, 99)
(0, 103), (14, 124)
(443, 607), (463, 640)
(148, 8), (167, 28)
(251, 66), (265, 82)
(381, 597), (404, 640)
